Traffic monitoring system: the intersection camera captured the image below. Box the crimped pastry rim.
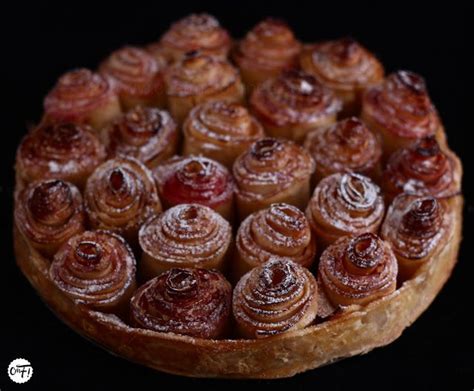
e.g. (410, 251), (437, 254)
(14, 194), (463, 378)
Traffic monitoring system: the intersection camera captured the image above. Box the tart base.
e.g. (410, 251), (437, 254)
(14, 195), (463, 379)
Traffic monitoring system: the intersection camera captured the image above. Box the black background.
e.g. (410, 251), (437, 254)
(1, 2), (473, 390)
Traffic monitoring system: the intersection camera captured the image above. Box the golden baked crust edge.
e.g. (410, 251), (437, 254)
(14, 195), (463, 379)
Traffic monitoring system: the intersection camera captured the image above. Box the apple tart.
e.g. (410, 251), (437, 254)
(14, 14), (463, 379)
